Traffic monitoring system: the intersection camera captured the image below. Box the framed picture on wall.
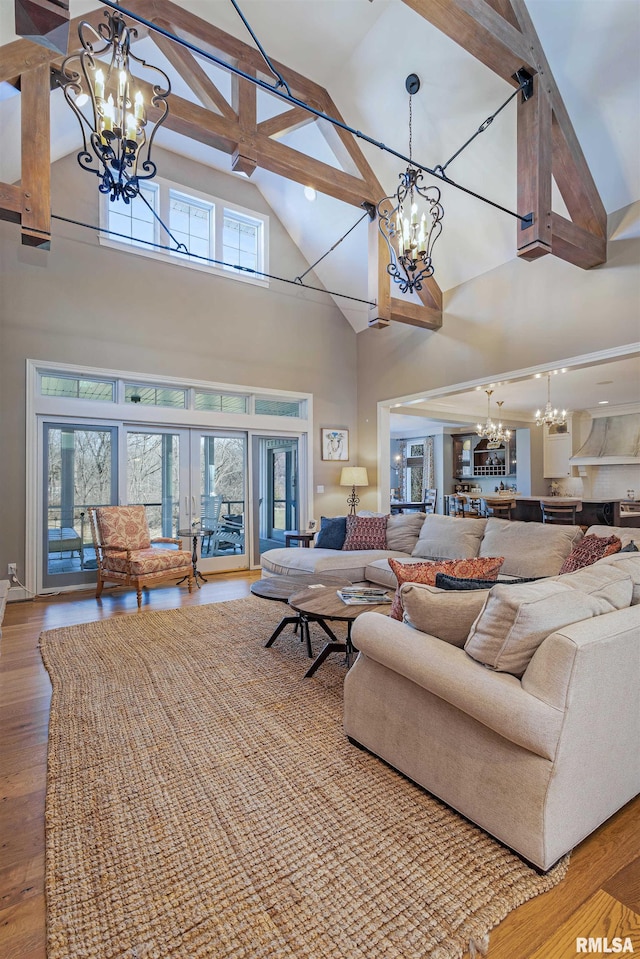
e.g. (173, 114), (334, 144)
(321, 428), (349, 461)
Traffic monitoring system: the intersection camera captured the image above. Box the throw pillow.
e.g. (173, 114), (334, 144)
(400, 583), (490, 647)
(385, 512), (426, 553)
(620, 540), (639, 552)
(412, 514), (487, 560)
(464, 565), (633, 677)
(388, 555), (505, 620)
(342, 514), (388, 551)
(315, 516), (347, 550)
(435, 573), (541, 591)
(558, 533), (622, 574)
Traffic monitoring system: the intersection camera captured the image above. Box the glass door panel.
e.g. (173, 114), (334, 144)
(198, 433), (247, 570)
(253, 436), (299, 559)
(126, 430), (180, 537)
(42, 423), (117, 589)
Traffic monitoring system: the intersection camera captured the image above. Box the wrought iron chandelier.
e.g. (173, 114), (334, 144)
(376, 75), (444, 295)
(535, 374), (567, 428)
(476, 390), (511, 444)
(59, 7), (171, 203)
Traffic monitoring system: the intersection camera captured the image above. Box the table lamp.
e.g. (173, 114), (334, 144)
(340, 467), (369, 515)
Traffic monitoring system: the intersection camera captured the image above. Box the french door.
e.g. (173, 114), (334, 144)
(124, 427), (248, 574)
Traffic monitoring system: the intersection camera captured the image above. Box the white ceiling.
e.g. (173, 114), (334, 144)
(1, 0), (639, 334)
(389, 351), (640, 436)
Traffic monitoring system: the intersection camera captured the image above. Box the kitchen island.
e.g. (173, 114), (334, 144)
(504, 497), (637, 527)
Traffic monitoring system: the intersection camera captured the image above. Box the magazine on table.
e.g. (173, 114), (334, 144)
(337, 587), (391, 605)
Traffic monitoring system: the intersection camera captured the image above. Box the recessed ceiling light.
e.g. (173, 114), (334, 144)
(304, 186), (317, 202)
(599, 400), (609, 405)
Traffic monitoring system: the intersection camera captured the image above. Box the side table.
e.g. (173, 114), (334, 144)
(176, 528), (213, 588)
(284, 530), (316, 548)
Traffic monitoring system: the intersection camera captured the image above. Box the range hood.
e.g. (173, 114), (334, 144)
(570, 413), (640, 465)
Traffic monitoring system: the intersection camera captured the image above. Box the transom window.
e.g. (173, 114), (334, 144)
(100, 177), (268, 286)
(41, 375), (114, 402)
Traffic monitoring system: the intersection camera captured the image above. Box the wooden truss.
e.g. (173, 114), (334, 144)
(1, 0), (607, 329)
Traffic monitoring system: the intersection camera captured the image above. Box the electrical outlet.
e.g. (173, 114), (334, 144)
(7, 563), (17, 578)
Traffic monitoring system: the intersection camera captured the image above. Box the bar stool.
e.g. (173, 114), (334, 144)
(540, 498), (581, 524)
(452, 495), (466, 517)
(484, 496), (516, 521)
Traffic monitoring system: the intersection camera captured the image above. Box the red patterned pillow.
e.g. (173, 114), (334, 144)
(342, 514), (388, 551)
(388, 556), (505, 620)
(559, 534), (622, 574)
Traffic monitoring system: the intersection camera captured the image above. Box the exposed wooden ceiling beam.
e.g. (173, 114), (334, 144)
(390, 297), (443, 331)
(257, 107), (315, 140)
(20, 61), (50, 247)
(517, 72), (552, 259)
(401, 0), (535, 84)
(0, 182), (23, 223)
(551, 213), (606, 270)
(14, 0), (69, 55)
(150, 19), (237, 120)
(404, 0), (607, 272)
(509, 0), (607, 240)
(231, 68), (257, 176)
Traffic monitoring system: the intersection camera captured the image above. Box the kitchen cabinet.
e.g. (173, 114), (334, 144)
(473, 437), (514, 477)
(543, 420), (573, 478)
(453, 434), (474, 478)
(453, 434), (515, 478)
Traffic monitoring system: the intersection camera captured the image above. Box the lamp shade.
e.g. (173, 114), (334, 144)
(340, 467), (369, 487)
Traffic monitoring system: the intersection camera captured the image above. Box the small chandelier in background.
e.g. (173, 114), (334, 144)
(377, 74), (444, 295)
(60, 8), (171, 203)
(535, 374), (567, 428)
(476, 390), (512, 444)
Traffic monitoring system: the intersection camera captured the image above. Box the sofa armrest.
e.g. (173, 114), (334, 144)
(351, 612), (563, 760)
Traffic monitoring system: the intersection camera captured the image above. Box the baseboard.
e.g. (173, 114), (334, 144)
(8, 585), (30, 602)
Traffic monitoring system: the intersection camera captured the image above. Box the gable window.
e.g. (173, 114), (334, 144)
(170, 191), (213, 264)
(101, 177), (268, 286)
(223, 210), (261, 274)
(107, 183), (158, 249)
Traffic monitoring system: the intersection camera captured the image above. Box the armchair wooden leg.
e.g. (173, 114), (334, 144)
(96, 573), (104, 599)
(136, 586), (143, 608)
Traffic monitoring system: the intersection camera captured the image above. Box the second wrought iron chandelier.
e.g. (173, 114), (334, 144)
(377, 75), (444, 295)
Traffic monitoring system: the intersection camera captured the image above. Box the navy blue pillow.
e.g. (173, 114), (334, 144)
(435, 573), (541, 591)
(315, 516), (347, 549)
(620, 540), (639, 552)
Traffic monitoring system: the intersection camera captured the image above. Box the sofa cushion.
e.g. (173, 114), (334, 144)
(343, 514), (387, 551)
(104, 547), (192, 575)
(411, 514), (487, 560)
(315, 516), (347, 549)
(479, 518), (583, 578)
(464, 564), (634, 677)
(559, 533), (622, 573)
(400, 582), (490, 647)
(388, 556), (504, 620)
(587, 552), (640, 604)
(585, 525), (640, 550)
(261, 547), (408, 583)
(385, 512), (426, 553)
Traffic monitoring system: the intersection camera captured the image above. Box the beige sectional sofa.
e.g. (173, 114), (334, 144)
(343, 535), (640, 870)
(263, 517), (640, 869)
(261, 513), (587, 584)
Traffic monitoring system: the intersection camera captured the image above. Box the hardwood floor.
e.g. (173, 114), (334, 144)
(1, 573), (638, 959)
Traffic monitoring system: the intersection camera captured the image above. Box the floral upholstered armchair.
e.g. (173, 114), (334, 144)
(88, 506), (193, 608)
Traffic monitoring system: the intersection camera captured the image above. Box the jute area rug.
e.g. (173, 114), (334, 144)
(40, 597), (568, 959)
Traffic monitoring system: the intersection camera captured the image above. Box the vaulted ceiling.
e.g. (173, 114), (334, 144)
(1, 0), (639, 333)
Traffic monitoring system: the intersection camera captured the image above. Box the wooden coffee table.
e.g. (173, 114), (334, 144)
(287, 585), (392, 678)
(250, 573), (353, 656)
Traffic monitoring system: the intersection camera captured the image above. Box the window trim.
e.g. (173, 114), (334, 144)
(99, 175), (269, 288)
